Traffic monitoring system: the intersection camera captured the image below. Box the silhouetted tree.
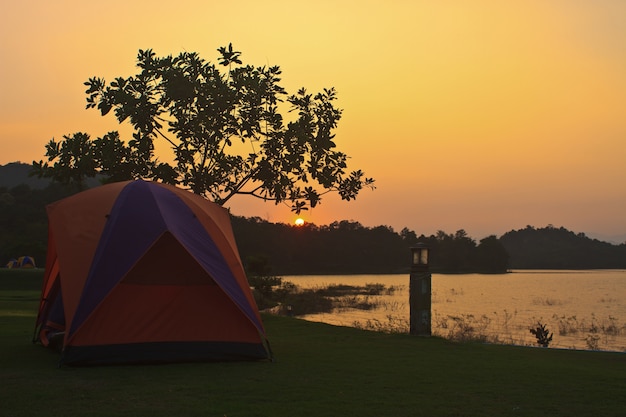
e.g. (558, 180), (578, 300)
(476, 235), (509, 273)
(400, 227), (418, 245)
(32, 44), (374, 213)
(500, 225), (626, 269)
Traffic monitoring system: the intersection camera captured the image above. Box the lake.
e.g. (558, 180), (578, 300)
(283, 270), (626, 352)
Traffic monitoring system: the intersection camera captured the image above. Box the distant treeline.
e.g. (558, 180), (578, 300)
(232, 217), (510, 274)
(1, 164), (625, 273)
(500, 225), (626, 269)
(0, 183), (76, 267)
(231, 218), (623, 274)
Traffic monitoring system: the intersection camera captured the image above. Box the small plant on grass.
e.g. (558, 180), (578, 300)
(530, 322), (553, 347)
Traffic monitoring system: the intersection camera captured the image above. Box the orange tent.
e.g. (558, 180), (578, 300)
(34, 180), (270, 366)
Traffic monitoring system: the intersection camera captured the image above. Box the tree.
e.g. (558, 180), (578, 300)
(400, 227), (418, 244)
(32, 44), (374, 212)
(475, 235), (509, 273)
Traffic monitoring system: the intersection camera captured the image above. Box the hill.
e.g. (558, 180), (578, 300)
(500, 225), (626, 269)
(0, 162), (101, 189)
(0, 162), (53, 189)
(2, 162), (624, 272)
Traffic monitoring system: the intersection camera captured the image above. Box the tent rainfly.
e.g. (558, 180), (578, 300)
(34, 180), (271, 366)
(18, 256), (36, 268)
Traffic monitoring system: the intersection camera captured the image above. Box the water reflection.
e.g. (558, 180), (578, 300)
(284, 270), (626, 352)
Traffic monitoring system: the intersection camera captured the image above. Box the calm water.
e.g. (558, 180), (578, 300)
(284, 270), (626, 352)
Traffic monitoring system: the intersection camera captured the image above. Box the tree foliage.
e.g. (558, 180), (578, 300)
(416, 230), (510, 273)
(233, 219), (511, 275)
(32, 45), (374, 212)
(4, 164), (625, 272)
(500, 225), (626, 269)
(0, 182), (75, 265)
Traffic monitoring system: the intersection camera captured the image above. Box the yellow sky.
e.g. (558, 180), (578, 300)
(1, 1), (625, 240)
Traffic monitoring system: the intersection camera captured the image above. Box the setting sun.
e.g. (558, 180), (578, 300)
(1, 1), (624, 241)
(294, 218), (305, 227)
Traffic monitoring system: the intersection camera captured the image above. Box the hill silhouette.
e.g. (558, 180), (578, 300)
(2, 163), (625, 272)
(0, 162), (54, 189)
(0, 162), (101, 190)
(500, 225), (626, 269)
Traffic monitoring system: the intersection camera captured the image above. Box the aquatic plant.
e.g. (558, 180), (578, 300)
(585, 334), (601, 350)
(530, 322), (553, 347)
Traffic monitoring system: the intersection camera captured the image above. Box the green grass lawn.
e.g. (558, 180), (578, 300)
(1, 269), (625, 417)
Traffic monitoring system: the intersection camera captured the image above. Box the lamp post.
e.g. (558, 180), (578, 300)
(410, 243), (431, 335)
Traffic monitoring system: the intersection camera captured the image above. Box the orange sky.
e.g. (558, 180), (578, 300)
(1, 1), (625, 241)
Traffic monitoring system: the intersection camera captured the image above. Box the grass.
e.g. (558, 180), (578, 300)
(2, 269), (626, 416)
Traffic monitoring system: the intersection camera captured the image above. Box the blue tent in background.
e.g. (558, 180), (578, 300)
(17, 256), (36, 268)
(4, 257), (35, 268)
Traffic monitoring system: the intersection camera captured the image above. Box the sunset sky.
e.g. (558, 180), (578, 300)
(1, 1), (625, 242)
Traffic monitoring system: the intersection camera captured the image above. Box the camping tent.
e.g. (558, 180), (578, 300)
(34, 180), (270, 366)
(17, 255), (36, 268)
(5, 256), (35, 268)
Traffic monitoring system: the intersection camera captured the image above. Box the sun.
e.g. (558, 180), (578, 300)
(294, 218), (305, 226)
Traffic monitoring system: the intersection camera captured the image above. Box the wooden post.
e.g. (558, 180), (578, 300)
(409, 244), (431, 336)
(409, 271), (432, 335)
